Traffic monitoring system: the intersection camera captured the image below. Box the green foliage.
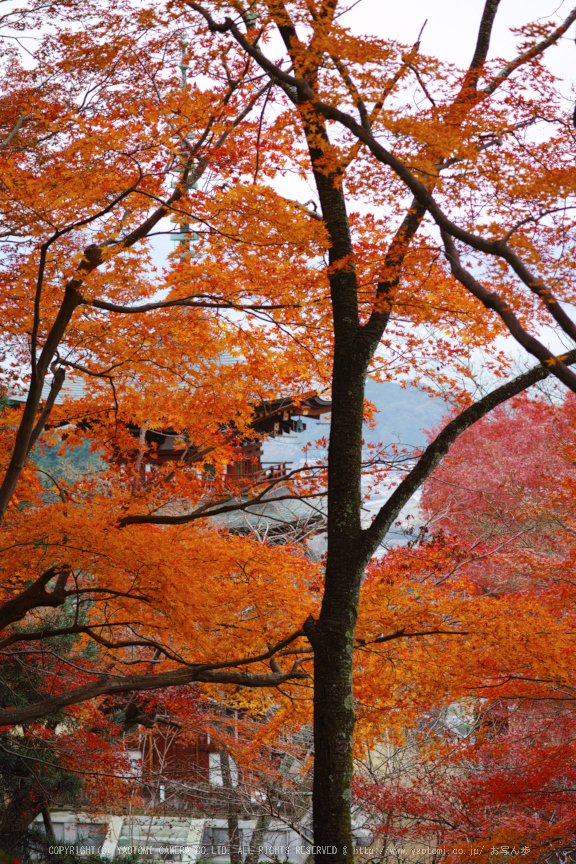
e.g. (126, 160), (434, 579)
(33, 439), (104, 493)
(0, 627), (105, 851)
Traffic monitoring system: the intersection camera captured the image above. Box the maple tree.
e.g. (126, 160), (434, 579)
(133, 703), (314, 857)
(3, 0), (576, 859)
(0, 1), (326, 844)
(351, 392), (576, 861)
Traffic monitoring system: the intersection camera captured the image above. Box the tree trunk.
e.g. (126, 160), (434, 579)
(246, 814), (272, 864)
(301, 112), (378, 864)
(305, 357), (367, 864)
(42, 803), (56, 840)
(220, 748), (242, 864)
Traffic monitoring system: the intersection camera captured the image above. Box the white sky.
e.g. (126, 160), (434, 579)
(343, 0), (576, 83)
(345, 1), (576, 363)
(154, 1), (576, 369)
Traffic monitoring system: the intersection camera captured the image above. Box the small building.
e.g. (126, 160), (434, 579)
(34, 812), (309, 863)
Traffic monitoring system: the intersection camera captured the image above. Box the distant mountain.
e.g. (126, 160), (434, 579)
(260, 381), (449, 550)
(363, 378), (449, 447)
(262, 380), (449, 470)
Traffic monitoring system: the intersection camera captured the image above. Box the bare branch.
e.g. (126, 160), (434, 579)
(27, 365), (66, 453)
(118, 466), (325, 527)
(0, 625), (183, 659)
(0, 631), (308, 727)
(483, 6), (576, 95)
(360, 346), (576, 561)
(441, 231), (576, 390)
(0, 113), (30, 147)
(86, 296), (297, 314)
(0, 567), (70, 632)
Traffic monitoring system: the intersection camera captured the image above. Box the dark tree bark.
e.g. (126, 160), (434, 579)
(41, 804), (55, 840)
(301, 166), (368, 863)
(220, 748), (242, 864)
(0, 793), (43, 852)
(246, 814), (272, 864)
(288, 3), (508, 861)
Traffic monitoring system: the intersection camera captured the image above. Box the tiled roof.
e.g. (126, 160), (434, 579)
(8, 378), (87, 405)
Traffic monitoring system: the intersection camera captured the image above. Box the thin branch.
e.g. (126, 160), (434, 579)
(330, 54), (370, 129)
(27, 365), (66, 453)
(405, 62), (436, 106)
(86, 296), (297, 314)
(35, 469), (68, 504)
(253, 84), (272, 182)
(118, 465), (325, 527)
(0, 625), (185, 662)
(356, 628), (468, 648)
(441, 231), (576, 391)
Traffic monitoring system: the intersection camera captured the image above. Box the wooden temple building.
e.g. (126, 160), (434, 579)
(8, 381), (331, 484)
(124, 392), (332, 483)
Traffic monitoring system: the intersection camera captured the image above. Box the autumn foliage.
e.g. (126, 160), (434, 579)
(353, 393), (576, 859)
(3, 0), (576, 859)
